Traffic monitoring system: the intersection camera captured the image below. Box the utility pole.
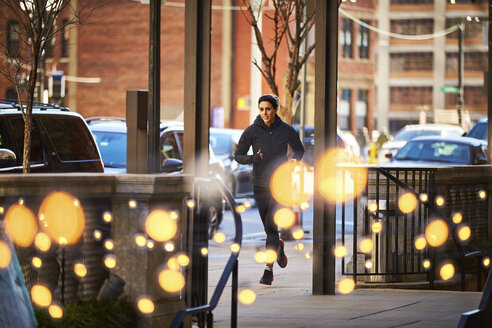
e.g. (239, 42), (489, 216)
(457, 20), (464, 127)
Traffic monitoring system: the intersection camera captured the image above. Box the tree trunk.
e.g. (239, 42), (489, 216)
(22, 111), (32, 173)
(279, 92), (294, 125)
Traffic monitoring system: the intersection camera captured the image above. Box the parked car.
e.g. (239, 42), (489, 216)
(87, 117), (225, 237)
(209, 128), (254, 199)
(382, 136), (487, 167)
(293, 125), (361, 165)
(0, 100), (103, 173)
(466, 118), (487, 142)
(378, 124), (465, 163)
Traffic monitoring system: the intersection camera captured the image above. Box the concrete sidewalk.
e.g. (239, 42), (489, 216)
(207, 239), (482, 328)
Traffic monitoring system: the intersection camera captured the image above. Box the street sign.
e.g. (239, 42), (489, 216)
(440, 86), (459, 93)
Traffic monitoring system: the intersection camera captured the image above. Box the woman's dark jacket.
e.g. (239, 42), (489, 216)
(234, 114), (304, 188)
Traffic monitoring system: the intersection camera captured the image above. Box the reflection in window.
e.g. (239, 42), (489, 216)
(7, 20), (20, 58)
(358, 21), (369, 59)
(9, 118), (44, 163)
(339, 89), (351, 130)
(341, 19), (353, 58)
(356, 90), (368, 131)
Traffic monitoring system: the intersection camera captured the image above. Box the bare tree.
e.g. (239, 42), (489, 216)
(242, 0), (315, 124)
(0, 0), (98, 173)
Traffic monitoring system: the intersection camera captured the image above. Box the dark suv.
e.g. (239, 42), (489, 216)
(0, 100), (104, 173)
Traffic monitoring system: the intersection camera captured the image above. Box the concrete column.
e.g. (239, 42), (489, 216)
(377, 0), (389, 132)
(221, 0), (233, 127)
(68, 0), (78, 112)
(433, 0), (446, 111)
(250, 0), (262, 124)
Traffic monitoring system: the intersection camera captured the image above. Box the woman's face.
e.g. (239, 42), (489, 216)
(259, 101), (277, 126)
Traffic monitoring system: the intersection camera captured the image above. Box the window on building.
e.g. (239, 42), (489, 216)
(446, 86), (486, 109)
(6, 88), (17, 100)
(61, 18), (69, 58)
(358, 21), (369, 59)
(390, 87), (433, 106)
(339, 89), (351, 130)
(7, 20), (20, 58)
(446, 52), (487, 72)
(390, 53), (433, 72)
(356, 90), (368, 131)
(446, 18), (486, 41)
(390, 19), (433, 35)
(341, 19), (353, 58)
(390, 0), (433, 4)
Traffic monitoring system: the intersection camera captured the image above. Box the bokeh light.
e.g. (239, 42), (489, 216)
(104, 254), (116, 269)
(239, 289), (256, 305)
(435, 196), (445, 207)
(414, 236), (427, 251)
(478, 190), (487, 200)
(372, 221), (382, 233)
(104, 239), (114, 251)
(146, 240), (155, 249)
(368, 202), (378, 212)
(0, 240), (12, 268)
(102, 211), (113, 223)
(128, 200), (137, 208)
(295, 243), (305, 251)
(137, 297), (155, 314)
(423, 259), (431, 269)
(359, 238), (373, 254)
(235, 205), (246, 213)
(419, 193), (428, 203)
(167, 257), (180, 271)
(34, 232), (51, 252)
(440, 263), (455, 281)
(186, 199), (196, 208)
(300, 201), (310, 210)
(177, 254), (190, 267)
(93, 229), (103, 241)
(170, 210), (179, 220)
(425, 219), (449, 247)
(158, 269), (185, 293)
(135, 234), (147, 247)
(483, 257), (490, 268)
(273, 208), (296, 229)
(201, 247), (209, 256)
(49, 304), (63, 319)
(164, 241), (175, 252)
(39, 191), (85, 245)
(31, 285), (52, 307)
(230, 243), (241, 253)
(452, 212), (463, 224)
(32, 257), (42, 268)
(338, 278), (355, 294)
(317, 148), (368, 203)
(243, 199), (252, 208)
(265, 249), (277, 264)
(334, 245), (347, 258)
(270, 161), (313, 207)
(291, 226), (304, 240)
(213, 232), (226, 244)
(254, 251), (266, 263)
(74, 262), (87, 278)
(398, 193), (418, 214)
(145, 209), (177, 242)
(458, 226), (471, 242)
(305, 252), (312, 259)
(4, 203), (38, 247)
(0, 206), (4, 214)
(365, 260), (373, 270)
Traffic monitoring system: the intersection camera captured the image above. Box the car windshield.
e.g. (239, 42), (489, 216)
(393, 129), (441, 142)
(210, 133), (232, 156)
(92, 131), (126, 168)
(467, 122), (487, 141)
(394, 140), (471, 164)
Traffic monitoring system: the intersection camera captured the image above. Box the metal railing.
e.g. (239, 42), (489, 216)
(171, 178), (243, 328)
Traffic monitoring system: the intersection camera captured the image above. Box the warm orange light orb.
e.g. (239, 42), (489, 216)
(425, 219), (449, 247)
(372, 221), (383, 234)
(104, 239), (114, 251)
(435, 196), (445, 207)
(414, 236), (427, 251)
(128, 200), (137, 208)
(93, 230), (103, 241)
(49, 304), (63, 319)
(317, 148), (368, 203)
(170, 211), (179, 220)
(137, 297), (155, 314)
(235, 205), (246, 213)
(365, 260), (373, 269)
(452, 212), (463, 224)
(423, 259), (431, 269)
(158, 269), (185, 293)
(102, 211), (113, 223)
(265, 249), (277, 264)
(300, 201), (310, 210)
(164, 241), (175, 252)
(483, 257), (490, 268)
(359, 238), (373, 254)
(145, 210), (177, 242)
(200, 247), (209, 256)
(334, 245), (347, 258)
(5, 203), (38, 247)
(31, 285), (52, 307)
(213, 232), (226, 244)
(38, 191), (85, 246)
(167, 257), (180, 271)
(146, 240), (155, 249)
(254, 251), (266, 263)
(239, 289), (256, 305)
(419, 193), (428, 203)
(368, 203), (378, 212)
(338, 278), (355, 294)
(0, 240), (12, 268)
(295, 243), (305, 251)
(177, 254), (190, 267)
(458, 226), (471, 241)
(305, 252), (312, 259)
(398, 193), (418, 214)
(479, 190), (487, 199)
(291, 226), (305, 240)
(186, 200), (196, 208)
(135, 234), (147, 247)
(34, 232), (51, 252)
(243, 200), (252, 208)
(273, 208), (296, 229)
(230, 243), (241, 253)
(270, 161), (313, 207)
(32, 257), (42, 268)
(74, 263), (87, 278)
(440, 263), (455, 281)
(104, 255), (116, 269)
